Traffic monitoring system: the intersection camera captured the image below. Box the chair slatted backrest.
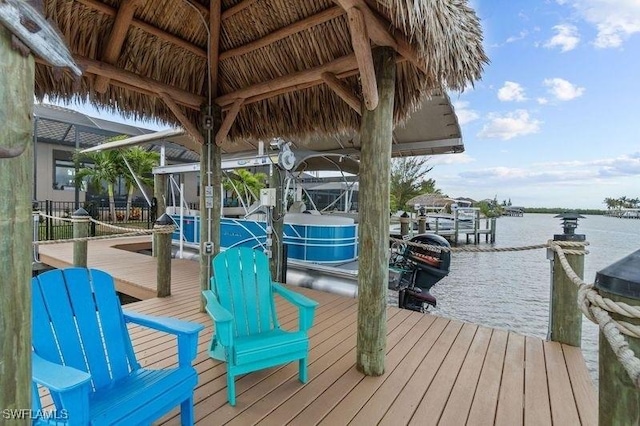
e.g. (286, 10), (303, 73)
(212, 248), (278, 338)
(32, 268), (138, 391)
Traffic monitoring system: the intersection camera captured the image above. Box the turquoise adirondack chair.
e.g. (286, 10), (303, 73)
(202, 248), (318, 406)
(32, 268), (204, 425)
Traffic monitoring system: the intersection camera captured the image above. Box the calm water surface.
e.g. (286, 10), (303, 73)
(429, 213), (640, 382)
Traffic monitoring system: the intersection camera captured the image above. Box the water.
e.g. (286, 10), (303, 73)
(429, 213), (640, 383)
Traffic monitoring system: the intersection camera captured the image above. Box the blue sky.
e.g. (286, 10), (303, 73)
(58, 0), (640, 209)
(429, 0), (640, 209)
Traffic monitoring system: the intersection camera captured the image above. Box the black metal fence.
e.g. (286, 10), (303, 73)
(34, 200), (154, 241)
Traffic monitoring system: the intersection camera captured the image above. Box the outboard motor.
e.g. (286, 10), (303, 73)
(389, 233), (451, 312)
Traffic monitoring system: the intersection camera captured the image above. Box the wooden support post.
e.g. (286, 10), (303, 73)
(490, 217), (496, 243)
(152, 173), (167, 257)
(269, 167), (285, 282)
(199, 105), (222, 312)
(0, 25), (34, 419)
(418, 215), (426, 234)
(154, 214), (175, 297)
(548, 231), (584, 347)
(453, 209), (460, 246)
(399, 214), (409, 237)
(346, 7), (378, 110)
(595, 251), (640, 425)
(357, 46), (395, 376)
(72, 208), (90, 267)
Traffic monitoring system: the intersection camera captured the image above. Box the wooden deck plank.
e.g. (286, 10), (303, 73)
(467, 328), (509, 426)
(437, 326), (493, 425)
(278, 312), (433, 425)
(317, 315), (445, 426)
(370, 320), (464, 425)
(321, 318), (449, 426)
(495, 333), (525, 426)
(35, 237), (598, 426)
(562, 345), (598, 426)
(407, 323), (479, 426)
(524, 336), (552, 426)
(544, 341), (581, 426)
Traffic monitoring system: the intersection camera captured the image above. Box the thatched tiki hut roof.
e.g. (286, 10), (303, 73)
(36, 0), (487, 152)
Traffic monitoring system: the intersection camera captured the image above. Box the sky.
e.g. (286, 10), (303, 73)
(56, 0), (640, 209)
(427, 0), (640, 209)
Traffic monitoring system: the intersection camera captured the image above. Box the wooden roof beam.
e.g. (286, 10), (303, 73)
(95, 0), (144, 94)
(219, 55), (410, 109)
(210, 0), (221, 99)
(321, 72), (362, 115)
(221, 0), (259, 20)
(74, 55), (205, 109)
(220, 7), (345, 61)
(216, 54), (356, 107)
(334, 0), (428, 74)
(346, 7), (378, 110)
(333, 0), (395, 48)
(215, 99), (243, 145)
(158, 92), (204, 148)
(76, 0), (206, 59)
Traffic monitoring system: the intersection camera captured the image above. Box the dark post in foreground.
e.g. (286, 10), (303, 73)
(0, 25), (34, 418)
(594, 250), (640, 426)
(357, 46), (396, 376)
(548, 213), (585, 346)
(72, 208), (90, 267)
(155, 214), (175, 297)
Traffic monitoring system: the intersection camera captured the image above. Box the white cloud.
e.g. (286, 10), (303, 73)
(497, 81), (527, 102)
(453, 101), (480, 125)
(544, 24), (580, 52)
(543, 78), (585, 101)
(559, 0), (640, 48)
(429, 153), (475, 166)
(506, 30), (529, 43)
(477, 110), (541, 140)
(537, 97), (549, 105)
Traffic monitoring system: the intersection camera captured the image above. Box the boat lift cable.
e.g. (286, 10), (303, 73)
(121, 154), (152, 207)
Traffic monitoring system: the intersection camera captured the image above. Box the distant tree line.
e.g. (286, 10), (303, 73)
(523, 207), (607, 215)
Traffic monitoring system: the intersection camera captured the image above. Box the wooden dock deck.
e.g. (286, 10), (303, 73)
(38, 237), (597, 425)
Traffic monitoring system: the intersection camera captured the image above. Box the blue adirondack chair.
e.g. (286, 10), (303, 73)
(31, 268), (204, 425)
(202, 248), (318, 406)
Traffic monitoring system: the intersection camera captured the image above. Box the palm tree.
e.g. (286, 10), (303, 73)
(223, 169), (267, 205)
(121, 147), (159, 221)
(75, 150), (122, 221)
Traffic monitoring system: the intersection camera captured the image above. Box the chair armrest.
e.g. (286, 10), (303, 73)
(123, 311), (204, 366)
(33, 352), (92, 392)
(272, 283), (318, 331)
(33, 353), (91, 425)
(202, 290), (234, 347)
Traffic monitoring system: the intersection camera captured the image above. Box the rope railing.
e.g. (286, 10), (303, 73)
(550, 241), (640, 388)
(33, 211), (173, 244)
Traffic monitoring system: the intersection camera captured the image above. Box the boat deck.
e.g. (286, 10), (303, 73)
(37, 237), (597, 425)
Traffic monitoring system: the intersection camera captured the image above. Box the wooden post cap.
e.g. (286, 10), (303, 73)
(595, 249), (640, 299)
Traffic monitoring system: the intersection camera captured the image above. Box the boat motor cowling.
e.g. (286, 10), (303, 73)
(389, 233), (452, 312)
(402, 233), (451, 290)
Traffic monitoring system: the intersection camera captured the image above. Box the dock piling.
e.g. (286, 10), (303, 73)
(155, 214), (175, 297)
(594, 250), (640, 425)
(548, 213), (585, 347)
(72, 208), (90, 267)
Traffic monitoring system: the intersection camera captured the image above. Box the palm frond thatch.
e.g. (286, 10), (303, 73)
(35, 0), (487, 150)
